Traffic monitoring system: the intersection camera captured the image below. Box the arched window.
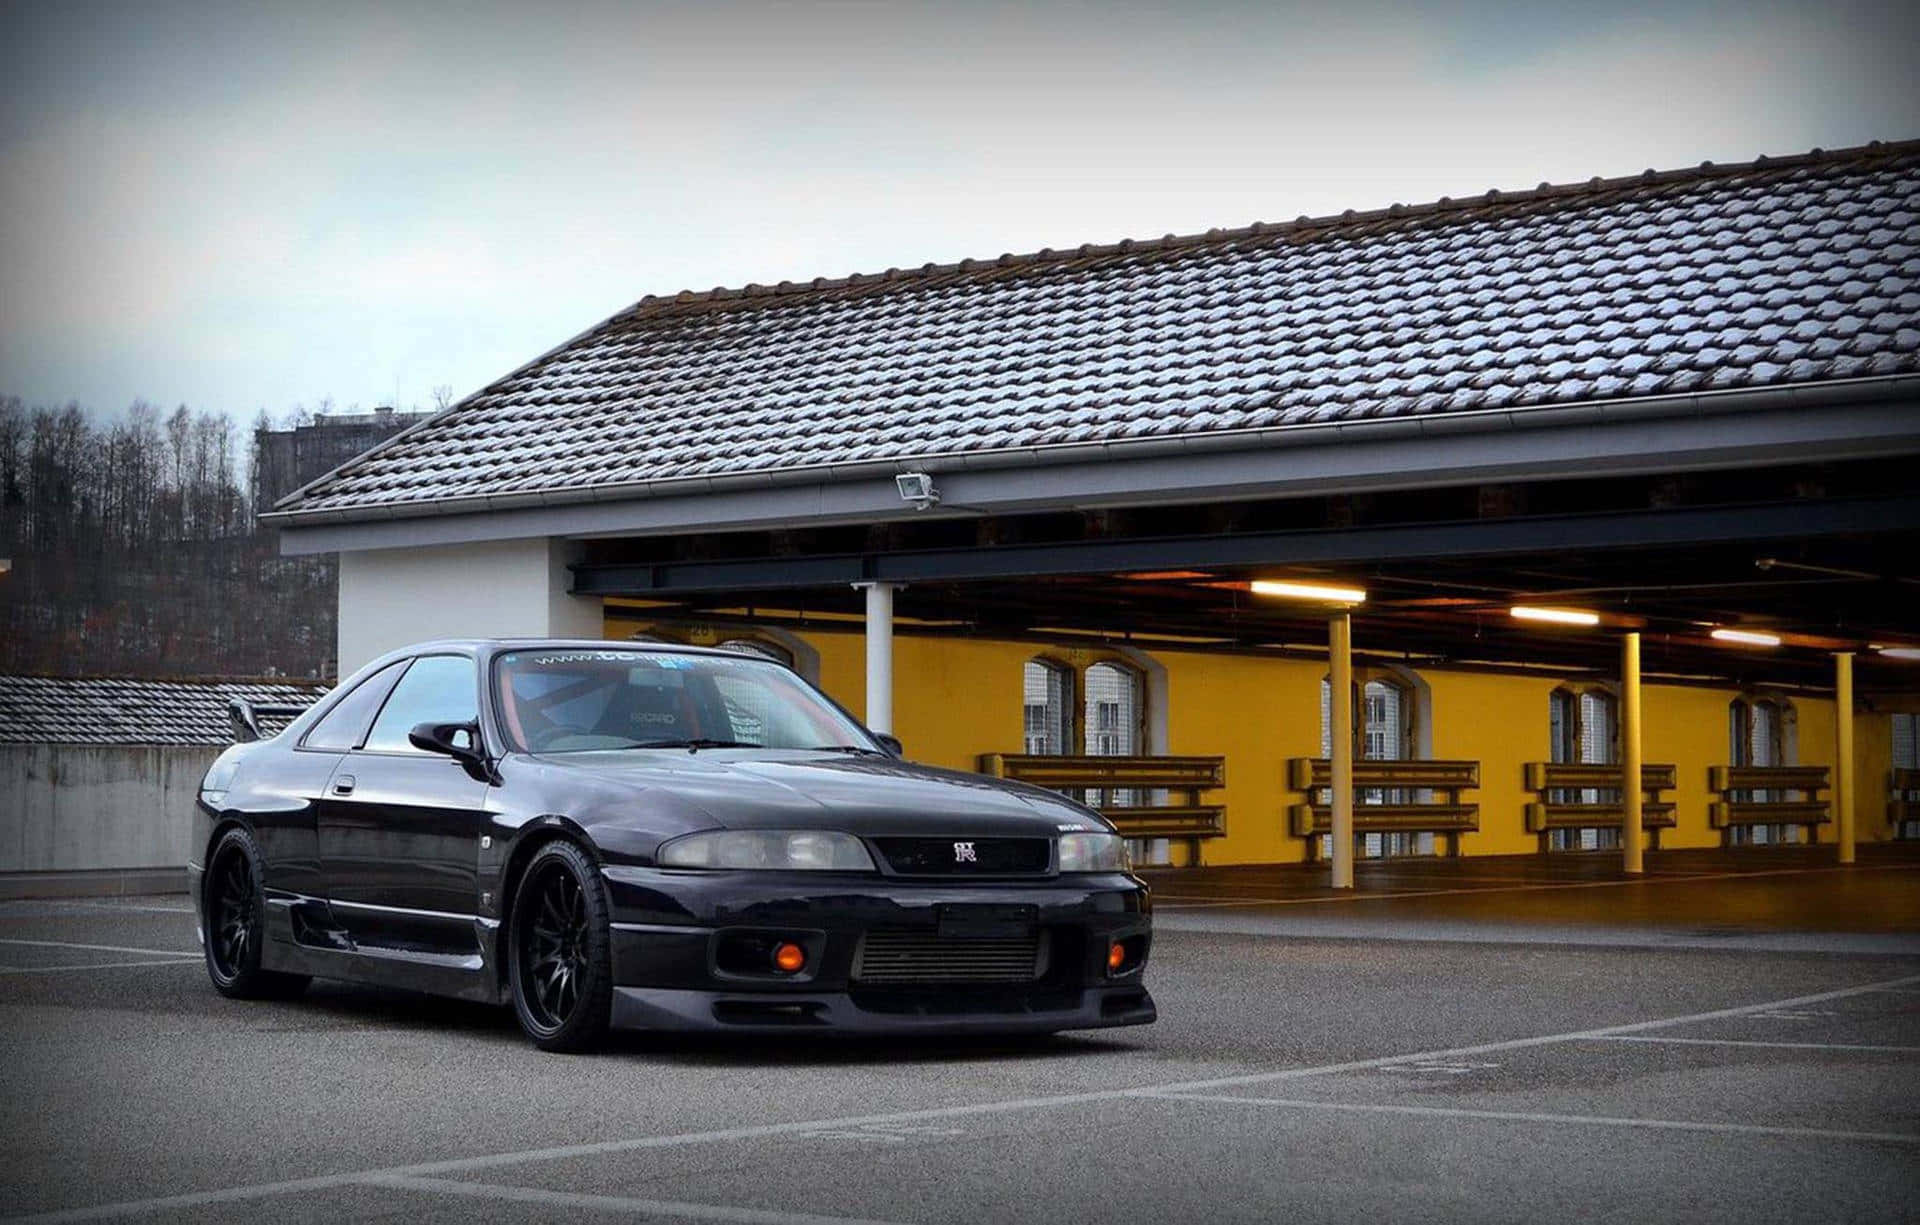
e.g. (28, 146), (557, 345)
(1023, 658), (1074, 755)
(1085, 660), (1145, 807)
(1319, 669), (1426, 858)
(1729, 695), (1800, 846)
(1084, 661), (1143, 758)
(1547, 685), (1620, 851)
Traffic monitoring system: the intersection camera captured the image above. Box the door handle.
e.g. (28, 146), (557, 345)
(333, 775), (356, 796)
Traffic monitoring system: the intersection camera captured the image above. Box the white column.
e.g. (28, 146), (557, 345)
(1330, 612), (1355, 890)
(856, 582), (901, 733)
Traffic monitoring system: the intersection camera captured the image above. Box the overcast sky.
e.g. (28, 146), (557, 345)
(2, 0), (1915, 420)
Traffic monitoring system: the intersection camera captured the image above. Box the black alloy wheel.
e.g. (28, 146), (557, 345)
(202, 826), (309, 1000)
(508, 841), (614, 1051)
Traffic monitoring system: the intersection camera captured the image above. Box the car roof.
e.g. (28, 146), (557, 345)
(400, 638), (744, 658)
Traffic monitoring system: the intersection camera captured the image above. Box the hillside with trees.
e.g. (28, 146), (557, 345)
(0, 396), (364, 679)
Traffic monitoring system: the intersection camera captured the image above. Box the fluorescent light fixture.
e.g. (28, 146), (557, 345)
(1710, 628), (1782, 647)
(1509, 605), (1601, 627)
(1878, 647), (1920, 661)
(1250, 580), (1367, 604)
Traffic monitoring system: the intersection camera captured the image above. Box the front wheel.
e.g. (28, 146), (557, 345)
(507, 841), (614, 1052)
(203, 826), (309, 1000)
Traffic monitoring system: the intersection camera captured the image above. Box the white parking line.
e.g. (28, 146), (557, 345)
(0, 939), (199, 958)
(11, 971), (1917, 1225)
(368, 1173), (911, 1224)
(1591, 1036), (1920, 1054)
(1141, 1092), (1920, 1145)
(0, 959), (201, 977)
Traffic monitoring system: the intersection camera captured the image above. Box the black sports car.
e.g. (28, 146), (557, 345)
(191, 639), (1155, 1050)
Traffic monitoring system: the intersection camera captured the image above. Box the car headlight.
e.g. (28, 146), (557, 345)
(657, 830), (876, 871)
(1058, 832), (1129, 872)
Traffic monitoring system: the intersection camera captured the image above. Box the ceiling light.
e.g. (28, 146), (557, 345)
(1250, 580), (1367, 604)
(1711, 628), (1782, 647)
(1509, 605), (1601, 627)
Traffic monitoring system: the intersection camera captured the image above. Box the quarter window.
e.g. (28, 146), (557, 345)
(302, 660), (408, 752)
(363, 656), (479, 754)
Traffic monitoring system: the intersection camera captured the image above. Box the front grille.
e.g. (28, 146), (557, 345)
(852, 929), (1047, 984)
(872, 837), (1051, 876)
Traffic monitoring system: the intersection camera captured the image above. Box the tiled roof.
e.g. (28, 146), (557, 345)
(273, 141), (1920, 521)
(0, 677), (331, 746)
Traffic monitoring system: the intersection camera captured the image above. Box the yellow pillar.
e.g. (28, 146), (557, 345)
(1621, 632), (1644, 875)
(1330, 612), (1355, 890)
(1837, 652), (1855, 864)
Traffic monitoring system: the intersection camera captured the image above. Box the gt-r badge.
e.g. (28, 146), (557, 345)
(953, 841), (977, 863)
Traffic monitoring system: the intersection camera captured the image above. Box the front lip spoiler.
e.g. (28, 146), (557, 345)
(610, 984), (1156, 1035)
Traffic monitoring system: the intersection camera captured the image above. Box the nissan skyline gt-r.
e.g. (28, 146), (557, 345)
(190, 639), (1155, 1050)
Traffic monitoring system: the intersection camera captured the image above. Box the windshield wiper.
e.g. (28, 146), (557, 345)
(807, 745), (889, 756)
(623, 738), (757, 753)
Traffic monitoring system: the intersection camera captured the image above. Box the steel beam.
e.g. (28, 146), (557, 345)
(570, 495), (1920, 596)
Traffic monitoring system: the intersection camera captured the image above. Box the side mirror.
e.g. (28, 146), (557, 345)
(874, 733), (904, 758)
(409, 721), (493, 780)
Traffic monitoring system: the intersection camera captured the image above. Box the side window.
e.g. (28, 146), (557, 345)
(301, 661), (408, 752)
(362, 656), (479, 754)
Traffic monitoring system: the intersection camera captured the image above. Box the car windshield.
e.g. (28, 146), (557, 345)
(493, 648), (875, 755)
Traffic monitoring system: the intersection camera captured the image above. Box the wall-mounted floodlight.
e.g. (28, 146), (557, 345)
(1509, 605), (1600, 627)
(894, 471), (940, 510)
(1711, 628), (1782, 647)
(1250, 579), (1367, 604)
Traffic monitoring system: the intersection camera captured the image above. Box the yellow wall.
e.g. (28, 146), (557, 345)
(605, 611), (1887, 865)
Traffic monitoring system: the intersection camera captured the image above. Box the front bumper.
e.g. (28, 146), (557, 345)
(600, 866), (1155, 1034)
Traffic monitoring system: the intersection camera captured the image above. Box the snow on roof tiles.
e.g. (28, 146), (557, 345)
(273, 142), (1920, 521)
(0, 677), (331, 746)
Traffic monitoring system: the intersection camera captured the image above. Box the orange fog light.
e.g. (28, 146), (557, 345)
(773, 942), (807, 974)
(1107, 941), (1126, 972)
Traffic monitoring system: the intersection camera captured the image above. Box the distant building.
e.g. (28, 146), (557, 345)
(253, 406), (430, 512)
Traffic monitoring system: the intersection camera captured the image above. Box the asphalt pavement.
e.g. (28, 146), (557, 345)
(2, 849), (1917, 1223)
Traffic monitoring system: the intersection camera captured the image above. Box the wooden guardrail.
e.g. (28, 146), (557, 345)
(1523, 762), (1677, 849)
(1892, 768), (1920, 831)
(1707, 764), (1830, 834)
(1286, 758), (1479, 859)
(977, 754), (1227, 866)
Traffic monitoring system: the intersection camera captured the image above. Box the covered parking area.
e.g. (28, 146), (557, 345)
(264, 141), (1920, 889)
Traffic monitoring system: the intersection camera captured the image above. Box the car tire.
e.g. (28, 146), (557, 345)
(507, 840), (615, 1052)
(203, 826), (310, 1000)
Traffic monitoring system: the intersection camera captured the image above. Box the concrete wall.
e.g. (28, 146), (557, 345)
(608, 610), (1896, 867)
(0, 744), (214, 872)
(337, 537), (603, 675)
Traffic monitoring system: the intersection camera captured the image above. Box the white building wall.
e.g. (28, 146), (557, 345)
(337, 537), (604, 676)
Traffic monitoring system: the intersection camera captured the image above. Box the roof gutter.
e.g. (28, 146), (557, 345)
(260, 375), (1920, 530)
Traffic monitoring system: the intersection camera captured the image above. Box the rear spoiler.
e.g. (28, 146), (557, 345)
(228, 698), (315, 743)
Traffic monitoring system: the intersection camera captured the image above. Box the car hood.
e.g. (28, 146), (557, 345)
(521, 748), (1107, 838)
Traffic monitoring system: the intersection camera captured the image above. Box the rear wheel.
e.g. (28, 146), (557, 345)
(508, 841), (614, 1052)
(203, 827), (309, 1000)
